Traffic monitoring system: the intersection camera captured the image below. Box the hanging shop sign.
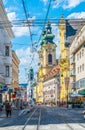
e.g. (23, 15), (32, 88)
(8, 88), (13, 94)
(1, 86), (8, 93)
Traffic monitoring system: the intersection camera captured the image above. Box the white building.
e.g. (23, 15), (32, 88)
(43, 65), (60, 105)
(0, 1), (14, 102)
(43, 78), (58, 104)
(70, 25), (85, 93)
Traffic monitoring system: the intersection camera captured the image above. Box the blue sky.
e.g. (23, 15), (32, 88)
(2, 0), (85, 83)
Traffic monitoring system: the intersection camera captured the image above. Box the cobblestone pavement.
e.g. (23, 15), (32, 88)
(0, 106), (85, 130)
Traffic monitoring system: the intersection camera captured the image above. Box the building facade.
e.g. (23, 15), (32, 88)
(12, 50), (20, 101)
(0, 1), (14, 102)
(27, 68), (34, 103)
(70, 25), (85, 93)
(12, 50), (20, 89)
(43, 65), (60, 105)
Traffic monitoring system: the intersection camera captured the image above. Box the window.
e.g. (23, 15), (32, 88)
(80, 80), (82, 88)
(82, 64), (84, 71)
(80, 65), (81, 72)
(77, 67), (79, 73)
(82, 49), (84, 56)
(76, 81), (79, 88)
(5, 46), (9, 56)
(77, 53), (79, 60)
(84, 79), (85, 86)
(80, 51), (81, 59)
(6, 66), (9, 77)
(48, 54), (52, 64)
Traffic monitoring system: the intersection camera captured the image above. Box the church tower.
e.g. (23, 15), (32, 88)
(37, 22), (57, 103)
(38, 22), (57, 75)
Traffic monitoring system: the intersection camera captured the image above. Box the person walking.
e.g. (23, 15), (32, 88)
(5, 102), (12, 117)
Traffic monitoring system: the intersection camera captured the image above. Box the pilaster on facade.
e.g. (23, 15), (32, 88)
(58, 15), (70, 101)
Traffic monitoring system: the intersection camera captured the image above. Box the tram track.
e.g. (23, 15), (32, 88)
(56, 113), (85, 130)
(21, 107), (41, 130)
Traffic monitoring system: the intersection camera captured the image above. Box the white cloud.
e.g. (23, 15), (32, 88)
(16, 47), (39, 83)
(63, 0), (85, 9)
(52, 0), (85, 9)
(67, 12), (85, 19)
(7, 12), (38, 37)
(28, 16), (36, 21)
(42, 0), (48, 5)
(16, 47), (39, 68)
(52, 0), (64, 9)
(5, 7), (18, 13)
(12, 25), (39, 37)
(12, 26), (30, 37)
(7, 12), (17, 21)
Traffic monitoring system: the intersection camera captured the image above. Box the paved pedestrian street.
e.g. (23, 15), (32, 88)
(0, 106), (85, 130)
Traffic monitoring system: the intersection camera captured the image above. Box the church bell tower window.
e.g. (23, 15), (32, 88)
(48, 54), (52, 64)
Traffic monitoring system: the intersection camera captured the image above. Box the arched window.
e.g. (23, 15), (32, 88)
(48, 54), (52, 64)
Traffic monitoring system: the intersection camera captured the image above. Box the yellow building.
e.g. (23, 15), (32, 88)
(58, 15), (70, 102)
(36, 22), (57, 103)
(12, 50), (20, 101)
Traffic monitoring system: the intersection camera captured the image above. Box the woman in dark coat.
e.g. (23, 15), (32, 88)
(5, 102), (12, 117)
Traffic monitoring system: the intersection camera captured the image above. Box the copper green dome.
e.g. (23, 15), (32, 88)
(40, 21), (55, 46)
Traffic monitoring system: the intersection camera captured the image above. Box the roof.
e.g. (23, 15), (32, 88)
(44, 65), (60, 81)
(40, 21), (55, 46)
(65, 19), (85, 47)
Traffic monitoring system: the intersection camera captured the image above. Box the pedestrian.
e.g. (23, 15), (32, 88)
(5, 102), (12, 117)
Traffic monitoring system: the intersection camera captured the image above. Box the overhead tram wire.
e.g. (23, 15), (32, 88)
(28, 0), (52, 68)
(21, 0), (36, 69)
(21, 0), (33, 47)
(37, 0), (52, 43)
(0, 18), (85, 28)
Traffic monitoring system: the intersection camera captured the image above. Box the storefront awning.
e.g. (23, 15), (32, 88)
(0, 84), (2, 89)
(78, 90), (85, 95)
(69, 92), (83, 98)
